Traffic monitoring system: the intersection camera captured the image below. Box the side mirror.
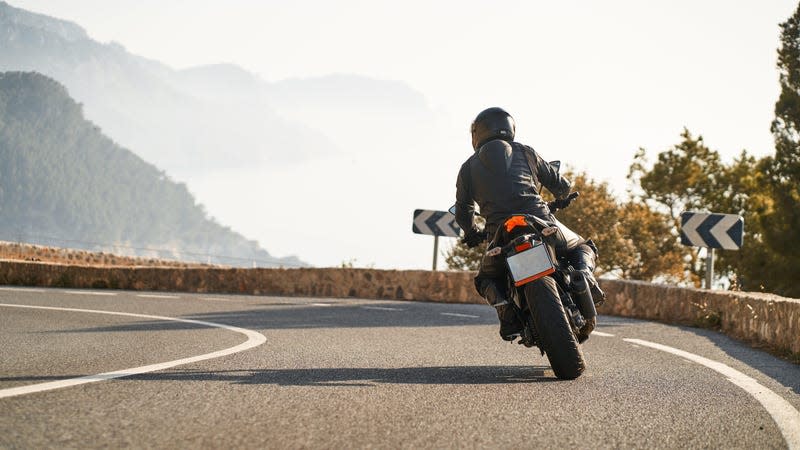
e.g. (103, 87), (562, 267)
(448, 203), (480, 215)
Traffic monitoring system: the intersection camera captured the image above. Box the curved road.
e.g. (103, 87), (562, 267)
(1, 287), (798, 448)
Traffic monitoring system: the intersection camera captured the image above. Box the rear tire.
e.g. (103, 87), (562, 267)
(525, 276), (585, 379)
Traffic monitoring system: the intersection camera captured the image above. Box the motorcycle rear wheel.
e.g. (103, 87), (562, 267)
(525, 276), (585, 380)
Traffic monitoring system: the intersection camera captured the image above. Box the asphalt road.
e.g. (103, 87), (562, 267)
(1, 286), (798, 449)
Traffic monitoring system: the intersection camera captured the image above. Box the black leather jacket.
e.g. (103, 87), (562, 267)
(455, 139), (571, 238)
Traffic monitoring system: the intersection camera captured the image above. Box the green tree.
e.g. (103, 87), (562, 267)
(444, 240), (486, 271)
(554, 171), (685, 281)
(615, 201), (685, 281)
(629, 128), (723, 221)
(763, 3), (800, 296)
(628, 130), (724, 285)
(628, 129), (793, 293)
(444, 169), (686, 282)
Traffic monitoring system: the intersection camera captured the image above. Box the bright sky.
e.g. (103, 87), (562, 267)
(12, 0), (800, 268)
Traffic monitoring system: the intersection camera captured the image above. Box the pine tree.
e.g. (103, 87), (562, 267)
(764, 4), (800, 297)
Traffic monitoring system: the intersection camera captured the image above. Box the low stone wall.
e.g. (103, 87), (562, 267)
(0, 260), (797, 359)
(0, 241), (212, 268)
(598, 279), (800, 357)
(0, 260), (481, 303)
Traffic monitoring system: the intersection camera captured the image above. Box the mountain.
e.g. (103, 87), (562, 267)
(0, 1), (449, 269)
(0, 2), (444, 172)
(0, 71), (305, 267)
(0, 1), (336, 174)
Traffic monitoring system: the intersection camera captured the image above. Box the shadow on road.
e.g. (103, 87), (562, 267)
(44, 304), (497, 334)
(125, 365), (558, 386)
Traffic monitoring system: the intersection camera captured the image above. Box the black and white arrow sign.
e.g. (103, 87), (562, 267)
(680, 211), (744, 250)
(412, 209), (461, 237)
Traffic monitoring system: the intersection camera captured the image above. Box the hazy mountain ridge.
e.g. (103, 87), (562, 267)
(0, 0), (87, 42)
(0, 71), (306, 267)
(0, 1), (440, 175)
(0, 2), (449, 268)
(0, 1), (338, 173)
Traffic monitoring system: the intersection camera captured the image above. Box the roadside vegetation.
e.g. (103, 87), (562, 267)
(447, 4), (800, 298)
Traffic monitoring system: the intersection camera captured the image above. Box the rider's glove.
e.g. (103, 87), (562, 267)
(548, 192), (580, 212)
(463, 230), (487, 248)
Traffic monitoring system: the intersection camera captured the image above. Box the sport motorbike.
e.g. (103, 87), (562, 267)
(477, 192), (601, 380)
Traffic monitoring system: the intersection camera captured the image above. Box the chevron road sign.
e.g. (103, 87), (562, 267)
(680, 212), (744, 250)
(412, 210), (461, 237)
(413, 209), (461, 271)
(680, 211), (744, 290)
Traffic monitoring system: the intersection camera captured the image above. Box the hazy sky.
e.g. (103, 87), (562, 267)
(11, 0), (800, 268)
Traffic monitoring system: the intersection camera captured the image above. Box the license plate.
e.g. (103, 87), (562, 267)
(506, 242), (555, 287)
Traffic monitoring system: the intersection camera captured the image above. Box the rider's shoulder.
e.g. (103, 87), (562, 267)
(462, 152), (480, 164)
(459, 154), (477, 173)
(512, 141), (536, 153)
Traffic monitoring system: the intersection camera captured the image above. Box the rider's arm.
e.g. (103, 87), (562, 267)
(455, 159), (478, 235)
(526, 145), (571, 199)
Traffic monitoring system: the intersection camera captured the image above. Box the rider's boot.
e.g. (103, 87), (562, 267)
(571, 244), (606, 305)
(484, 283), (523, 341)
(578, 268), (605, 305)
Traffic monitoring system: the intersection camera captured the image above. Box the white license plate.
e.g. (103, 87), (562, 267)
(506, 243), (555, 287)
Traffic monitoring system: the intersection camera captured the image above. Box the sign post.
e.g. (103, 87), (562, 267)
(412, 209), (461, 271)
(680, 212), (744, 289)
(432, 236), (439, 271)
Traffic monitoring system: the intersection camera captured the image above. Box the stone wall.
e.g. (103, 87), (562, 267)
(598, 279), (800, 357)
(0, 260), (797, 358)
(0, 241), (211, 268)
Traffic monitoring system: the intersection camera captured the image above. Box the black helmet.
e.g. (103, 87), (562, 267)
(470, 107), (515, 150)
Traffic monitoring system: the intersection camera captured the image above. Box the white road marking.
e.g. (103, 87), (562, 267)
(0, 303), (267, 399)
(361, 306), (403, 311)
(64, 290), (117, 297)
(311, 303), (333, 307)
(593, 331), (615, 337)
(137, 294), (180, 299)
(440, 312), (480, 318)
(199, 297), (238, 302)
(0, 287), (46, 293)
(625, 338), (800, 449)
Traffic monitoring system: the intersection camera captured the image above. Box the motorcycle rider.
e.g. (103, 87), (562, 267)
(455, 107), (603, 341)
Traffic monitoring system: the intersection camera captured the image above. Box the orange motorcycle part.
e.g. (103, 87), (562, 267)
(504, 215), (528, 233)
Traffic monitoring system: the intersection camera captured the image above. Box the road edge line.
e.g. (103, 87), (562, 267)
(624, 338), (800, 449)
(0, 303), (267, 399)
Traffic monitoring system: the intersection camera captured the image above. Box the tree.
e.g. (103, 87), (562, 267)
(628, 129), (725, 285)
(628, 129), (795, 293)
(444, 240), (486, 271)
(629, 128), (723, 221)
(763, 3), (800, 296)
(554, 171), (685, 281)
(445, 169), (686, 283)
(615, 201), (685, 281)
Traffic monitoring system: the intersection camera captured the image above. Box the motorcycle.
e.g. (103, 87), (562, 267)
(459, 191), (601, 380)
